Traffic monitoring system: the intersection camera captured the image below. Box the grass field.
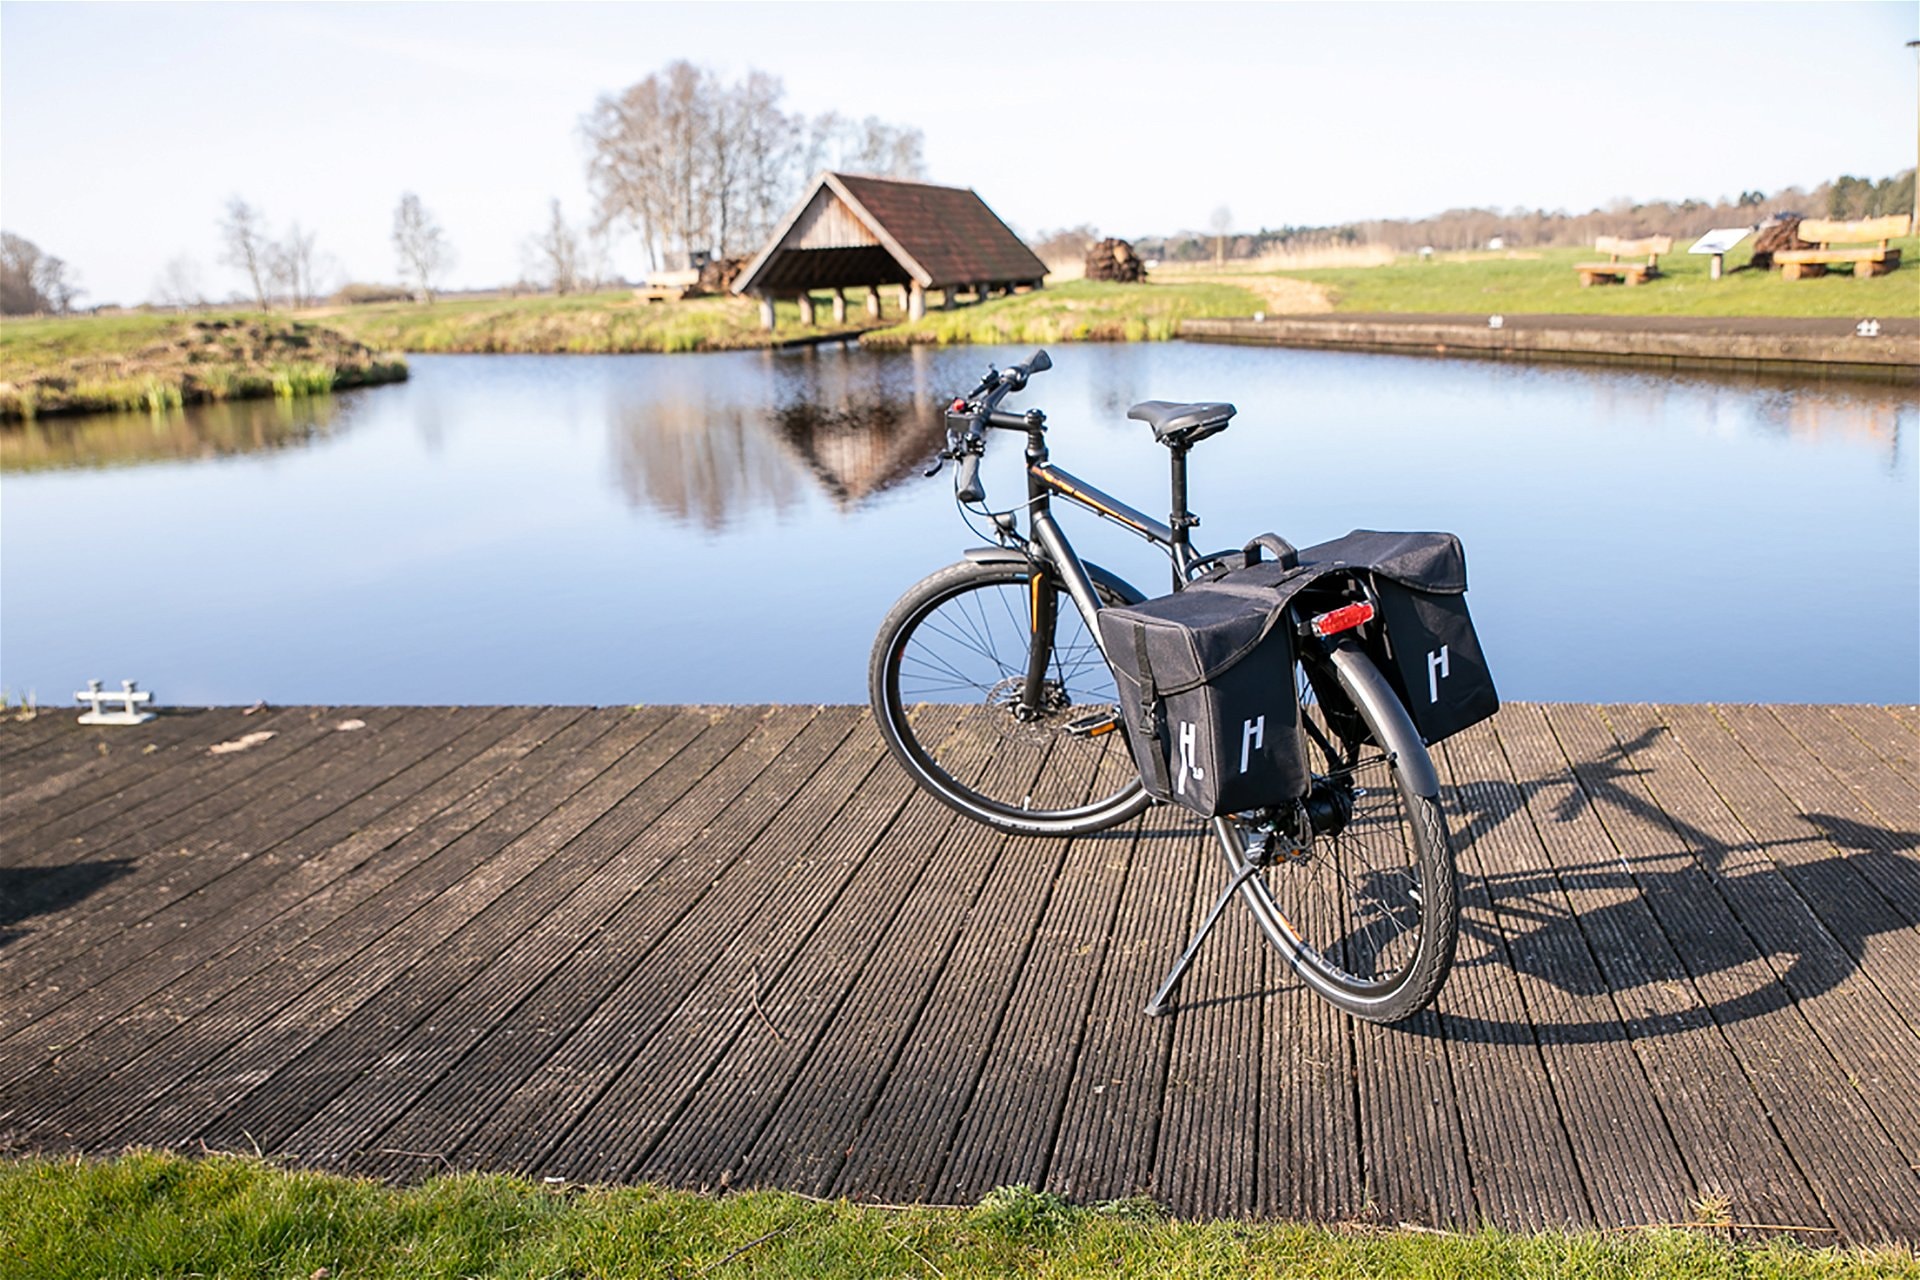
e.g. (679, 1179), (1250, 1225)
(862, 279), (1262, 346)
(0, 313), (407, 419)
(1251, 239), (1920, 318)
(314, 288), (893, 354)
(2, 1153), (1914, 1280)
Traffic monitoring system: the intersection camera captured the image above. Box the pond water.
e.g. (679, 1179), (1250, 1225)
(3, 343), (1914, 706)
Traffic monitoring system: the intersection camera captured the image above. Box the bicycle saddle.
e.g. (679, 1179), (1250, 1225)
(1127, 400), (1236, 446)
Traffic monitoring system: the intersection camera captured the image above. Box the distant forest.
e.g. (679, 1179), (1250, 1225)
(1062, 168), (1917, 263)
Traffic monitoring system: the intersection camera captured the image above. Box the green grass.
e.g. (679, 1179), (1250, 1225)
(1262, 240), (1920, 318)
(0, 313), (407, 420)
(864, 279), (1263, 347)
(4, 1153), (1914, 1280)
(317, 288), (887, 355)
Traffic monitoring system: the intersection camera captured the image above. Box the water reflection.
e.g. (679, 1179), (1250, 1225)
(0, 395), (346, 474)
(609, 344), (947, 527)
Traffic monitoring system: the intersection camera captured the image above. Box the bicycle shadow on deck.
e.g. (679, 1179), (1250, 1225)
(1422, 723), (1920, 1046)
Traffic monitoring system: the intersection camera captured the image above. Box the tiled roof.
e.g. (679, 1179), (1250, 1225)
(735, 173), (1046, 293)
(832, 174), (1046, 287)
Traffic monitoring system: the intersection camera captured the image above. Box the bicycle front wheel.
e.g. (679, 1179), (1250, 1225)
(870, 558), (1151, 837)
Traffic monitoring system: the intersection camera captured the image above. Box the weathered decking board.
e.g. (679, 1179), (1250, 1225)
(1, 703), (1916, 1243)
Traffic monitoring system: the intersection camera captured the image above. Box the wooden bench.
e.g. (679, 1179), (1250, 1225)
(1775, 214), (1910, 280)
(1575, 235), (1672, 287)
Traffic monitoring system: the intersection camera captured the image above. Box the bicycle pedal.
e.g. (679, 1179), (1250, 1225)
(1063, 712), (1119, 738)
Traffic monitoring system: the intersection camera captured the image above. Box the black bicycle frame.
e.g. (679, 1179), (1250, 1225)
(1003, 419), (1206, 714)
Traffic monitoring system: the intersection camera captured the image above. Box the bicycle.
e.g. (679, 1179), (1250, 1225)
(867, 349), (1463, 1023)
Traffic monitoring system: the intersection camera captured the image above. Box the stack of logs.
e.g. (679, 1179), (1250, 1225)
(1748, 217), (1812, 272)
(1085, 238), (1147, 283)
(697, 255), (747, 294)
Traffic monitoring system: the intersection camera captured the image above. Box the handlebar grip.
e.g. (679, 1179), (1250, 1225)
(954, 450), (985, 504)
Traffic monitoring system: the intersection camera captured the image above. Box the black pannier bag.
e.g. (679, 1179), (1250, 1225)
(1098, 554), (1322, 818)
(1096, 529), (1497, 818)
(1293, 530), (1499, 746)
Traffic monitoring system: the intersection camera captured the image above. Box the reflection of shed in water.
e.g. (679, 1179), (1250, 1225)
(769, 396), (946, 508)
(612, 398), (809, 532)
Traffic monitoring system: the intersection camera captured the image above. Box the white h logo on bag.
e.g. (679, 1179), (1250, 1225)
(1176, 721), (1204, 795)
(1240, 715), (1265, 773)
(1427, 645), (1451, 704)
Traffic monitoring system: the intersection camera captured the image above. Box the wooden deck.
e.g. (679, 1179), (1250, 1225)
(1, 703), (1916, 1242)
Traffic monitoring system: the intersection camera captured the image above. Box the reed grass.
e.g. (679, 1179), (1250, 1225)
(863, 280), (1259, 348)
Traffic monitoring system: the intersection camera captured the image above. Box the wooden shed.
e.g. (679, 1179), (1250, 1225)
(733, 172), (1047, 328)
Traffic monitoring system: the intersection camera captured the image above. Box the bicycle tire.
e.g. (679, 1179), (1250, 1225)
(870, 558), (1153, 837)
(1235, 646), (1459, 1022)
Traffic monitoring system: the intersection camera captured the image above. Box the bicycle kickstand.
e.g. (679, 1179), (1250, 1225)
(1144, 820), (1264, 1017)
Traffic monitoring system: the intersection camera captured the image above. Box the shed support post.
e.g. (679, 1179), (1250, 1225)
(759, 293), (776, 331)
(866, 289), (882, 318)
(909, 282), (926, 321)
(942, 286), (956, 310)
(832, 288), (847, 324)
(798, 292), (816, 326)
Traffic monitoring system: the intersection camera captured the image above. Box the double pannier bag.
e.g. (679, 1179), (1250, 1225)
(1097, 529), (1498, 818)
(1293, 530), (1499, 746)
(1097, 558), (1319, 818)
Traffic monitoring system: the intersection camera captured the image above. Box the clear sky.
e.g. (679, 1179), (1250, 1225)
(4, 1), (1915, 306)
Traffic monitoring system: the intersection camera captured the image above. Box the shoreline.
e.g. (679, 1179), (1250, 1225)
(1180, 313), (1920, 383)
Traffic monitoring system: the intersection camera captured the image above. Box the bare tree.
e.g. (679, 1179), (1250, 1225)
(585, 60), (922, 268)
(1, 231), (82, 315)
(392, 193), (454, 301)
(152, 254), (208, 309)
(525, 199), (583, 295)
(219, 197), (273, 310)
(266, 222), (320, 308)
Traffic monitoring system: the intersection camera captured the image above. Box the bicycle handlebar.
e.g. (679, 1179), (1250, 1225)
(941, 349), (1051, 507)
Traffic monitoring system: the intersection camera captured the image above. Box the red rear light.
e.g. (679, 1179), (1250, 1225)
(951, 398), (969, 412)
(1309, 601), (1375, 637)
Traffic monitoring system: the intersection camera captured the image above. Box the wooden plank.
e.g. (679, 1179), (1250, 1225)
(1428, 728), (1592, 1229)
(1439, 720), (1680, 1229)
(0, 706), (445, 1003)
(653, 722), (1031, 1196)
(0, 708), (593, 1137)
(934, 758), (1148, 1203)
(1650, 707), (1920, 1029)
(1044, 818), (1194, 1207)
(1494, 705), (1812, 1228)
(0, 710), (259, 837)
(1824, 706), (1920, 776)
(21, 708), (670, 1152)
(361, 708), (904, 1182)
(276, 707), (834, 1167)
(540, 710), (974, 1189)
(1603, 706), (1920, 1194)
(1769, 705), (1920, 810)
(0, 708), (323, 863)
(1547, 704), (1912, 1240)
(190, 708), (779, 1155)
(1151, 837), (1267, 1219)
(1702, 705), (1920, 927)
(828, 738), (1140, 1205)
(1794, 216), (1912, 244)
(94, 707), (719, 1152)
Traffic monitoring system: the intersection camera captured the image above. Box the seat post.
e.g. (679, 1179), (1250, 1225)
(1168, 441), (1195, 580)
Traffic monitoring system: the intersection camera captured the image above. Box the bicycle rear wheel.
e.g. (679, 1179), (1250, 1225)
(1234, 646), (1458, 1022)
(870, 558), (1151, 837)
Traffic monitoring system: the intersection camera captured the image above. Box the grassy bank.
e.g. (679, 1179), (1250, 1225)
(4, 1153), (1914, 1280)
(0, 314), (407, 420)
(1254, 240), (1920, 318)
(316, 288), (883, 354)
(863, 279), (1261, 346)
